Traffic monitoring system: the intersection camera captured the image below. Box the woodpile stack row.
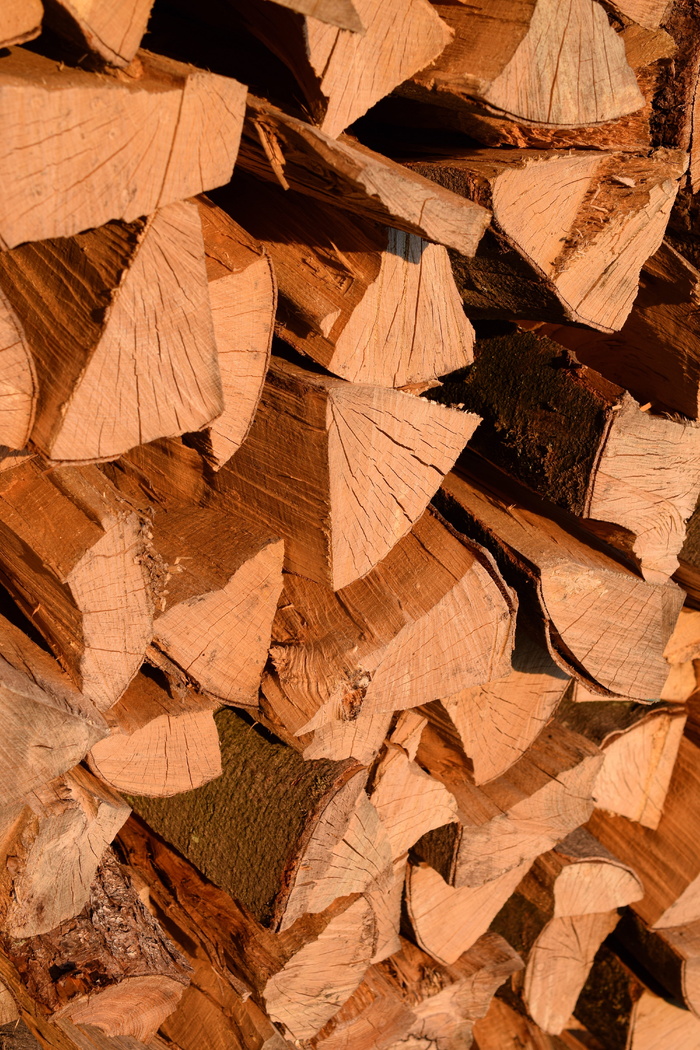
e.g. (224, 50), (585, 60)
(3, 1), (700, 1048)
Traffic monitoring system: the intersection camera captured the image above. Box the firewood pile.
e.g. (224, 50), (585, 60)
(3, 1), (700, 1048)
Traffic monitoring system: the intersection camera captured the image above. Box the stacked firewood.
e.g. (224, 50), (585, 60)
(3, 1), (700, 1048)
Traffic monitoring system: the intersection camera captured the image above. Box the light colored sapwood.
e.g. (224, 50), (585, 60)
(0, 286), (35, 452)
(365, 854), (406, 964)
(214, 357), (480, 589)
(0, 200), (222, 461)
(0, 48), (245, 248)
(44, 0), (153, 66)
(612, 0), (672, 28)
(240, 95), (490, 254)
(266, 0), (363, 29)
(0, 0), (42, 46)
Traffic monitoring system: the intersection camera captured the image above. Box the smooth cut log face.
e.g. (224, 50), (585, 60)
(613, 0), (672, 29)
(0, 766), (130, 938)
(437, 465), (685, 700)
(149, 506), (284, 706)
(427, 620), (569, 784)
(2, 849), (191, 1041)
(0, 48), (246, 248)
(240, 96), (490, 255)
(87, 672), (221, 797)
(197, 197), (275, 470)
(0, 286), (35, 451)
(267, 0), (364, 29)
(0, 199), (223, 462)
(0, 613), (107, 809)
(43, 0), (154, 66)
(0, 0), (42, 46)
(220, 175), (474, 388)
(0, 459), (153, 710)
(408, 0), (643, 127)
(407, 148), (683, 333)
(214, 357), (480, 589)
(267, 506), (516, 762)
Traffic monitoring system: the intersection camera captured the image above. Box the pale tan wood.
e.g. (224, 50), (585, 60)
(543, 830), (644, 917)
(0, 48), (245, 248)
(265, 506), (516, 762)
(473, 995), (564, 1050)
(240, 95), (490, 254)
(438, 464), (684, 699)
(408, 148), (684, 333)
(0, 613), (107, 809)
(612, 0), (672, 29)
(266, 0), (363, 29)
(408, 0), (644, 127)
(0, 458), (153, 710)
(197, 196), (274, 471)
(214, 357), (480, 589)
(148, 506), (283, 706)
(628, 989), (700, 1050)
(0, 0), (42, 46)
(0, 199), (223, 462)
(405, 858), (532, 965)
(0, 286), (35, 452)
(365, 854), (406, 964)
(44, 0), (153, 66)
(0, 767), (130, 938)
(87, 672), (221, 797)
(664, 607), (700, 665)
(427, 623), (569, 784)
(0, 982), (18, 1025)
(225, 174), (475, 387)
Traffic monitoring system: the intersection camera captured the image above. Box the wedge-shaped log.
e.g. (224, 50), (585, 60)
(0, 458), (153, 710)
(266, 0), (363, 29)
(311, 933), (522, 1050)
(492, 829), (643, 1035)
(0, 767), (130, 938)
(43, 0), (154, 66)
(415, 717), (603, 887)
(0, 199), (223, 462)
(0, 1), (42, 46)
(0, 286), (35, 452)
(197, 196), (275, 470)
(214, 357), (479, 589)
(0, 613), (107, 808)
(148, 505), (284, 706)
(128, 707), (389, 930)
(612, 910), (700, 1020)
(438, 327), (700, 584)
(2, 849), (191, 1042)
(264, 505), (516, 762)
(239, 95), (490, 255)
(406, 0), (643, 127)
(230, 0), (451, 137)
(406, 148), (683, 332)
(436, 463), (685, 699)
(104, 436), (208, 511)
(219, 174), (474, 387)
(559, 697), (686, 828)
(0, 47), (246, 247)
(422, 618), (569, 785)
(588, 736), (700, 929)
(87, 671), (221, 797)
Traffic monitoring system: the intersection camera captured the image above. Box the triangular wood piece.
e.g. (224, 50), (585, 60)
(43, 0), (154, 66)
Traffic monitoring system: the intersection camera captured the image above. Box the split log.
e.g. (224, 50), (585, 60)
(539, 242), (700, 419)
(263, 505), (516, 762)
(0, 287), (35, 453)
(404, 0), (644, 129)
(43, 0), (154, 66)
(219, 173), (474, 388)
(405, 148), (684, 332)
(0, 199), (223, 462)
(240, 96), (490, 255)
(414, 717), (602, 887)
(612, 909), (700, 1019)
(196, 196), (275, 471)
(365, 854), (406, 963)
(147, 505), (284, 706)
(128, 707), (390, 931)
(491, 829), (642, 1034)
(87, 671), (221, 797)
(588, 735), (700, 929)
(103, 437), (208, 511)
(612, 0), (672, 28)
(558, 697), (686, 828)
(0, 767), (130, 938)
(0, 2), (42, 47)
(0, 47), (246, 248)
(436, 462), (685, 699)
(230, 0), (452, 137)
(575, 943), (700, 1050)
(421, 618), (569, 784)
(213, 356), (480, 589)
(472, 995), (572, 1050)
(0, 612), (107, 809)
(1, 849), (191, 1042)
(0, 458), (153, 710)
(311, 933), (522, 1050)
(435, 326), (700, 584)
(266, 0), (363, 30)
